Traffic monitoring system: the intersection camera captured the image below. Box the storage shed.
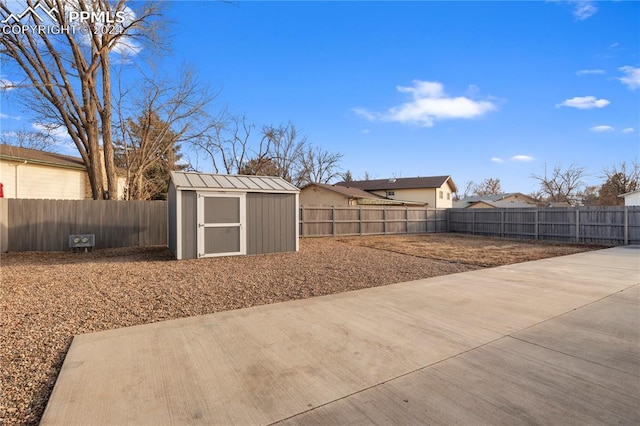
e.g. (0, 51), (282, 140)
(168, 172), (299, 259)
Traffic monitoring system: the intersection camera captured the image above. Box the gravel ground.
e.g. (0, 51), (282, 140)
(0, 235), (598, 425)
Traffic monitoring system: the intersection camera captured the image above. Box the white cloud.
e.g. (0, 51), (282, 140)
(490, 157), (504, 163)
(32, 123), (71, 142)
(590, 125), (615, 132)
(618, 66), (640, 90)
(622, 128), (635, 134)
(576, 69), (605, 76)
(354, 80), (497, 127)
(556, 96), (610, 109)
(510, 155), (535, 162)
(64, 3), (142, 57)
(0, 112), (21, 120)
(572, 1), (597, 20)
(0, 76), (17, 91)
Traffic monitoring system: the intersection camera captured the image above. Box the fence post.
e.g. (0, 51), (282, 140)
(472, 210), (476, 235)
(624, 207), (629, 245)
(332, 207), (336, 236)
(300, 206), (304, 237)
(500, 210), (505, 238)
(405, 206), (409, 234)
(575, 208), (580, 243)
(383, 208), (387, 235)
(445, 208), (450, 233)
(359, 207), (363, 236)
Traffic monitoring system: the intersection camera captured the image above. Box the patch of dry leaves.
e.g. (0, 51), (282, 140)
(0, 235), (599, 425)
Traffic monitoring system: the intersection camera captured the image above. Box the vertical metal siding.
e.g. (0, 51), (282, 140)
(167, 182), (177, 256)
(247, 193), (295, 254)
(181, 191), (198, 259)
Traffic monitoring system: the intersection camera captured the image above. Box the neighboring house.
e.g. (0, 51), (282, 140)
(0, 144), (126, 200)
(336, 176), (458, 208)
(619, 190), (640, 206)
(300, 182), (426, 206)
(454, 193), (540, 209)
(0, 144), (90, 200)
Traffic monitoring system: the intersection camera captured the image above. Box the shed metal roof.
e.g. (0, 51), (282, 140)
(170, 172), (299, 193)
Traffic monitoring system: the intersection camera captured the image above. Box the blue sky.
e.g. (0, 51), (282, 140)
(1, 0), (639, 193)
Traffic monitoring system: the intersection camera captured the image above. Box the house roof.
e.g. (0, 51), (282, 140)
(454, 193), (539, 208)
(336, 176), (457, 192)
(0, 144), (85, 170)
(466, 200), (537, 209)
(170, 171), (299, 193)
(301, 183), (386, 199)
(618, 189), (640, 197)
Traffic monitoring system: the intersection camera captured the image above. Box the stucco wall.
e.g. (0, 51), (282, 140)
(0, 160), (88, 200)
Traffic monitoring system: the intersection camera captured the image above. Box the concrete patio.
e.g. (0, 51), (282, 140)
(41, 246), (640, 425)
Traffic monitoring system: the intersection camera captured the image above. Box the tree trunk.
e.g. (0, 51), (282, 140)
(100, 50), (117, 200)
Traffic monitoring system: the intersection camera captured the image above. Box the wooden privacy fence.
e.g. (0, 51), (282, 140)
(2, 200), (638, 252)
(0, 199), (167, 252)
(448, 207), (640, 245)
(299, 206), (448, 237)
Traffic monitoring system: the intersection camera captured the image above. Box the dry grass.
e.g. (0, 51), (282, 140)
(338, 233), (601, 267)
(0, 235), (601, 425)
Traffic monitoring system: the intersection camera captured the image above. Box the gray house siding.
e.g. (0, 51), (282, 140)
(181, 191), (198, 259)
(167, 182), (177, 256)
(247, 193), (295, 254)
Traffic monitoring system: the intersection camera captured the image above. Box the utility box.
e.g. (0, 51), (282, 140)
(69, 234), (95, 252)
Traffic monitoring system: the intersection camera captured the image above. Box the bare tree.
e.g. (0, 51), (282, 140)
(1, 0), (163, 199)
(299, 146), (343, 185)
(115, 69), (215, 199)
(531, 164), (586, 205)
(362, 171), (372, 181)
(460, 181), (475, 199)
(598, 161), (639, 205)
(0, 128), (56, 151)
(261, 122), (307, 185)
(341, 170), (354, 182)
(472, 178), (502, 196)
(191, 111), (258, 175)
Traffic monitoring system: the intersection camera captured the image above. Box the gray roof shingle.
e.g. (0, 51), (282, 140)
(336, 176), (456, 192)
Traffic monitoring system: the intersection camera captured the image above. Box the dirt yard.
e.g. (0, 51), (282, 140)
(0, 235), (599, 425)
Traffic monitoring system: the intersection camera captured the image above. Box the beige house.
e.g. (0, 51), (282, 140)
(454, 193), (540, 209)
(0, 144), (90, 199)
(0, 144), (126, 200)
(300, 183), (426, 206)
(335, 176), (458, 208)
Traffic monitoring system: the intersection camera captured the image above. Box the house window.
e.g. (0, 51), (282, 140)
(446, 192), (450, 200)
(386, 191), (395, 198)
(439, 191), (443, 199)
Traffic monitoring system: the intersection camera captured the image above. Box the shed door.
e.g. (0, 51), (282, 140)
(197, 193), (246, 258)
